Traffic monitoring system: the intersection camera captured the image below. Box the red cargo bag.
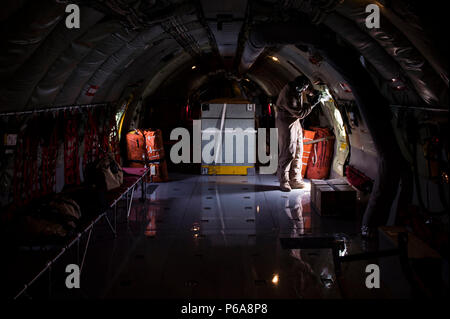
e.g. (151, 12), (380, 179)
(305, 127), (335, 180)
(126, 129), (165, 166)
(301, 129), (316, 178)
(149, 161), (169, 182)
(143, 129), (165, 161)
(126, 130), (147, 166)
(126, 129), (168, 182)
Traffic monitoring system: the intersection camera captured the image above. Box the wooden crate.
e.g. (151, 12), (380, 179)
(310, 179), (356, 217)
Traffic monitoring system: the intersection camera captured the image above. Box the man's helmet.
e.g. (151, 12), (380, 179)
(291, 75), (311, 94)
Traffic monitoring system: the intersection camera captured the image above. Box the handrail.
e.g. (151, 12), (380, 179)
(0, 103), (110, 117)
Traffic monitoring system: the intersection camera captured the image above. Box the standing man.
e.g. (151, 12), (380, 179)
(276, 75), (323, 192)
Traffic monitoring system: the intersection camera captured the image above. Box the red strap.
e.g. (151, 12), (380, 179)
(41, 126), (58, 196)
(12, 116), (40, 206)
(100, 108), (110, 159)
(83, 109), (100, 172)
(12, 131), (25, 206)
(64, 111), (80, 185)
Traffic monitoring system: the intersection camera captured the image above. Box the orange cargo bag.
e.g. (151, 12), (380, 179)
(149, 161), (168, 182)
(305, 127), (335, 180)
(126, 129), (165, 165)
(301, 129), (316, 178)
(142, 129), (165, 161)
(126, 130), (146, 165)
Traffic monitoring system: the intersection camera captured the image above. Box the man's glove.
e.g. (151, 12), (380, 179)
(318, 89), (332, 103)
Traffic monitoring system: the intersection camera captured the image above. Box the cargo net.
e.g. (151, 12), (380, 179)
(40, 119), (58, 196)
(12, 117), (39, 206)
(10, 105), (120, 207)
(82, 109), (101, 172)
(64, 111), (80, 186)
(83, 108), (120, 173)
(12, 114), (58, 207)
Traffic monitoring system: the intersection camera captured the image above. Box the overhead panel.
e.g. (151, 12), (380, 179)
(201, 0), (247, 67)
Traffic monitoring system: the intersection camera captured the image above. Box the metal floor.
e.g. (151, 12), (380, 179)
(49, 173), (401, 299)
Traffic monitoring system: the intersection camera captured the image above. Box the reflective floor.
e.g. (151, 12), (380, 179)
(30, 173), (409, 299)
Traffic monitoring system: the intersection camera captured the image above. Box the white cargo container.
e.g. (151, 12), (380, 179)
(201, 100), (256, 175)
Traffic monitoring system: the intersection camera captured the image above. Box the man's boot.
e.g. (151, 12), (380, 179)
(279, 172), (291, 192)
(280, 180), (292, 192)
(290, 179), (305, 189)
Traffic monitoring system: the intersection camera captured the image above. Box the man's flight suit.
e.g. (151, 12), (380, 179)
(276, 81), (320, 189)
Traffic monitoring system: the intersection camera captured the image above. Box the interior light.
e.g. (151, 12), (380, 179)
(390, 77), (407, 90)
(442, 172), (449, 184)
(339, 83), (352, 93)
(270, 56), (279, 62)
(272, 274), (279, 285)
(191, 65), (197, 70)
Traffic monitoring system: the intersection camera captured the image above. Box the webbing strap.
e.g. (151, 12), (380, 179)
(64, 111), (80, 185)
(100, 108), (109, 159)
(138, 129), (149, 164)
(83, 110), (99, 171)
(41, 127), (58, 195)
(12, 117), (39, 206)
